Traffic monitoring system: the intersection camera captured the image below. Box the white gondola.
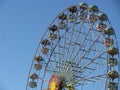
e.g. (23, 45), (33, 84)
(41, 47), (49, 54)
(48, 33), (57, 40)
(29, 73), (38, 80)
(108, 70), (119, 80)
(34, 55), (43, 62)
(108, 58), (118, 67)
(58, 22), (67, 29)
(108, 82), (118, 90)
(29, 81), (37, 88)
(34, 63), (42, 70)
(103, 38), (114, 47)
(96, 23), (106, 32)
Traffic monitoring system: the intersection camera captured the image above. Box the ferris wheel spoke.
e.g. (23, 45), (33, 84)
(71, 23), (95, 63)
(65, 11), (79, 56)
(45, 54), (56, 73)
(64, 22), (87, 72)
(62, 18), (85, 73)
(65, 30), (102, 77)
(67, 22), (85, 61)
(63, 23), (93, 75)
(65, 50), (106, 83)
(49, 46), (60, 72)
(76, 28), (102, 64)
(67, 42), (106, 83)
(62, 29), (84, 74)
(60, 27), (68, 73)
(61, 24), (77, 73)
(48, 26), (71, 73)
(57, 25), (62, 72)
(73, 74), (106, 85)
(65, 46), (105, 80)
(56, 26), (72, 73)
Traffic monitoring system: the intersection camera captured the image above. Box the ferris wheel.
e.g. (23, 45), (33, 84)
(26, 2), (120, 90)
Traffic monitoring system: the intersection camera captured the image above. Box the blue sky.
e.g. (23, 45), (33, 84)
(0, 0), (120, 90)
